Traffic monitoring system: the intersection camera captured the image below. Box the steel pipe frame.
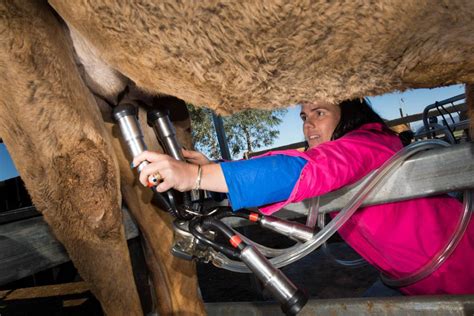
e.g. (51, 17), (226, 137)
(206, 295), (474, 315)
(281, 142), (474, 216)
(0, 206), (139, 286)
(2, 143), (473, 284)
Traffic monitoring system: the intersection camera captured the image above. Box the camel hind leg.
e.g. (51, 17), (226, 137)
(106, 101), (206, 315)
(0, 1), (141, 314)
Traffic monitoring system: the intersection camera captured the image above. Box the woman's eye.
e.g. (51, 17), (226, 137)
(300, 115), (306, 121)
(317, 111), (325, 116)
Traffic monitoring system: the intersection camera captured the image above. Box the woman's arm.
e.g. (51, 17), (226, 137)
(220, 155), (306, 210)
(182, 148), (213, 166)
(131, 151), (306, 211)
(132, 151), (228, 193)
(258, 125), (402, 214)
(132, 124), (401, 214)
(201, 163), (228, 192)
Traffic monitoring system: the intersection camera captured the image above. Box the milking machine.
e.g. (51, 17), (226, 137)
(113, 103), (309, 315)
(113, 103), (473, 315)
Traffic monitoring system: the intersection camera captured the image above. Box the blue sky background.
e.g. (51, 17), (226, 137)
(0, 144), (19, 181)
(0, 84), (466, 180)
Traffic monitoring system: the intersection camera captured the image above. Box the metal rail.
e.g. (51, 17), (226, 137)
(414, 119), (470, 139)
(1, 143), (473, 285)
(212, 113), (232, 160)
(281, 142), (474, 216)
(206, 295), (474, 315)
(387, 98), (466, 127)
(0, 207), (138, 286)
(0, 206), (39, 224)
(422, 94), (466, 136)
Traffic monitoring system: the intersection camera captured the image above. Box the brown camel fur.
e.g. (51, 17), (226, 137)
(0, 1), (203, 315)
(0, 2), (143, 315)
(0, 0), (473, 315)
(48, 0), (474, 113)
(106, 106), (204, 315)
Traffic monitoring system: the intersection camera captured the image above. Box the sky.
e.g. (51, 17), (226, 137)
(0, 84), (466, 181)
(0, 144), (19, 181)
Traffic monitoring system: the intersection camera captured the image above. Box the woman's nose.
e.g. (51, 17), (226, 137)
(304, 119), (316, 128)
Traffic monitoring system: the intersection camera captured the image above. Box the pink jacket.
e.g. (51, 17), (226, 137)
(259, 123), (474, 295)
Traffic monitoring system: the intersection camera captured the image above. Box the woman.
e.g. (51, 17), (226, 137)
(133, 99), (474, 295)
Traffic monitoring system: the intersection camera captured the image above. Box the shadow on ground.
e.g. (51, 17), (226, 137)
(197, 222), (379, 302)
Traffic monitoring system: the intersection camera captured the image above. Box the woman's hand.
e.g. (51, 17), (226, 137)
(132, 151), (198, 192)
(182, 149), (213, 165)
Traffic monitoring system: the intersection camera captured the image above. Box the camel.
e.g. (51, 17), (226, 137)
(0, 0), (473, 315)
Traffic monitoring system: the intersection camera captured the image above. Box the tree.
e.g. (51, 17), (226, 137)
(187, 105), (287, 159)
(187, 106), (222, 159)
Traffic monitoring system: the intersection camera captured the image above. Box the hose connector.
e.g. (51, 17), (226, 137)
(147, 107), (196, 219)
(260, 216), (315, 242)
(113, 104), (177, 216)
(113, 104), (148, 172)
(147, 108), (184, 161)
(240, 245), (307, 315)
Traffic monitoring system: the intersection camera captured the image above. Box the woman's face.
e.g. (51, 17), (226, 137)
(300, 101), (341, 148)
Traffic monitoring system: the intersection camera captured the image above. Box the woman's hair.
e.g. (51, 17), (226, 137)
(331, 98), (390, 140)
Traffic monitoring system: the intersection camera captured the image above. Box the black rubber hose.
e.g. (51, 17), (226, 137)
(201, 217), (247, 251)
(177, 191), (196, 220)
(150, 186), (181, 218)
(188, 218), (241, 259)
(212, 207), (259, 222)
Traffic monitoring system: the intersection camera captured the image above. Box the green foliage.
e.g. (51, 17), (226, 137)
(187, 105), (287, 159)
(187, 106), (222, 159)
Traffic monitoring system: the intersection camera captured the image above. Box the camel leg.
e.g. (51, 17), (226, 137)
(122, 185), (206, 316)
(0, 1), (142, 315)
(106, 104), (206, 315)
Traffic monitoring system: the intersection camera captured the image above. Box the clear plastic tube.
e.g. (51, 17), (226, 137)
(321, 242), (367, 267)
(315, 195), (367, 268)
(212, 140), (457, 275)
(305, 194), (367, 267)
(318, 211), (367, 268)
(381, 189), (472, 287)
(305, 196), (320, 229)
(231, 227), (301, 258)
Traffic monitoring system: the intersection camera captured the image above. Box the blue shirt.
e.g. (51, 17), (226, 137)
(220, 155), (307, 211)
